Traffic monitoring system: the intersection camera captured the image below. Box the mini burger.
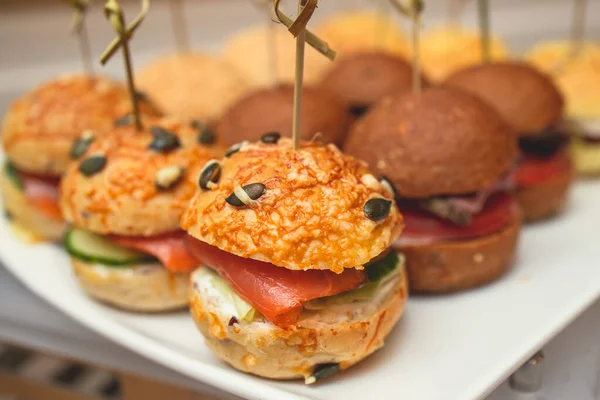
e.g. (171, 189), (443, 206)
(420, 25), (510, 82)
(315, 10), (409, 57)
(526, 41), (600, 176)
(222, 25), (331, 88)
(136, 53), (250, 121)
(344, 87), (520, 293)
(181, 136), (406, 382)
(445, 62), (572, 222)
(60, 117), (221, 312)
(1, 75), (160, 241)
(215, 84), (351, 146)
(318, 52), (429, 117)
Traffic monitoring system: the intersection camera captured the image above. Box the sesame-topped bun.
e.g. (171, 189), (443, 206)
(344, 87), (517, 198)
(420, 26), (510, 82)
(525, 40), (600, 119)
(136, 53), (249, 121)
(444, 62), (564, 135)
(318, 52), (429, 112)
(1, 74), (160, 176)
(222, 25), (331, 88)
(181, 137), (403, 272)
(215, 84), (351, 146)
(60, 117), (222, 236)
(315, 10), (409, 57)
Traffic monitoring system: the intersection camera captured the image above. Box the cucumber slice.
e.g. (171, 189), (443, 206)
(3, 162), (23, 190)
(64, 228), (156, 266)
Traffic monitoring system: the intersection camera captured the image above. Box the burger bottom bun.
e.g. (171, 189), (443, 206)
(1, 173), (64, 242)
(71, 259), (189, 312)
(189, 262), (407, 381)
(516, 165), (573, 222)
(570, 139), (600, 177)
(396, 215), (521, 293)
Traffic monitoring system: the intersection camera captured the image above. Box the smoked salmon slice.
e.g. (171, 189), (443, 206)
(109, 231), (199, 273)
(185, 237), (366, 328)
(20, 173), (62, 221)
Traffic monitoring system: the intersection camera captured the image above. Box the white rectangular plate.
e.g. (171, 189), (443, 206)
(2, 180), (599, 400)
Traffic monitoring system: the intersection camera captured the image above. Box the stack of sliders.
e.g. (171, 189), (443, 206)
(445, 62), (572, 221)
(345, 87), (520, 293)
(181, 135), (406, 381)
(1, 75), (159, 241)
(60, 117), (221, 311)
(526, 41), (600, 176)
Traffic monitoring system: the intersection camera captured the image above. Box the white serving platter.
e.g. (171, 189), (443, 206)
(2, 175), (600, 400)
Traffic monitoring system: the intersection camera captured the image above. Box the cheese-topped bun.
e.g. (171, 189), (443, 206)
(60, 118), (222, 236)
(318, 52), (430, 115)
(315, 10), (409, 57)
(222, 25), (331, 88)
(444, 62), (564, 135)
(136, 53), (249, 121)
(183, 136), (406, 381)
(420, 26), (510, 82)
(525, 40), (600, 119)
(215, 84), (351, 146)
(1, 74), (160, 176)
(344, 87), (517, 198)
(182, 137), (403, 272)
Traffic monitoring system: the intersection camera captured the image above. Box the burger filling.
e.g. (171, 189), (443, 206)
(3, 161), (62, 221)
(394, 173), (519, 247)
(185, 236), (399, 328)
(64, 227), (198, 273)
(515, 121), (571, 189)
(569, 119), (600, 173)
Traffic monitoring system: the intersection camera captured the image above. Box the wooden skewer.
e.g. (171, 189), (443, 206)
(169, 0), (190, 53)
(101, 0), (150, 131)
(477, 0), (491, 63)
(64, 0), (94, 75)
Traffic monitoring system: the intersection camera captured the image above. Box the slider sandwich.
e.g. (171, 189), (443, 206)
(181, 136), (406, 382)
(318, 52), (429, 118)
(345, 87), (520, 293)
(215, 84), (351, 146)
(1, 75), (159, 241)
(60, 117), (220, 311)
(445, 62), (572, 221)
(526, 41), (600, 176)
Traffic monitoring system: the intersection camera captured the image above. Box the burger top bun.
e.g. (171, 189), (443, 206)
(420, 26), (510, 82)
(1, 74), (160, 176)
(525, 40), (600, 119)
(318, 52), (429, 109)
(136, 53), (249, 121)
(222, 25), (331, 88)
(181, 138), (403, 273)
(215, 84), (351, 146)
(344, 87), (517, 198)
(315, 10), (409, 57)
(60, 117), (222, 237)
(444, 62), (564, 135)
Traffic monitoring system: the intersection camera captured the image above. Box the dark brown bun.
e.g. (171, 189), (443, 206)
(396, 213), (521, 293)
(344, 87), (517, 198)
(318, 52), (429, 109)
(444, 62), (564, 135)
(516, 160), (572, 222)
(214, 84), (351, 146)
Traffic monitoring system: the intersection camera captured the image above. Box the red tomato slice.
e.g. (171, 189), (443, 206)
(109, 231), (199, 273)
(399, 193), (518, 243)
(19, 172), (62, 221)
(184, 238), (366, 328)
(515, 152), (571, 189)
